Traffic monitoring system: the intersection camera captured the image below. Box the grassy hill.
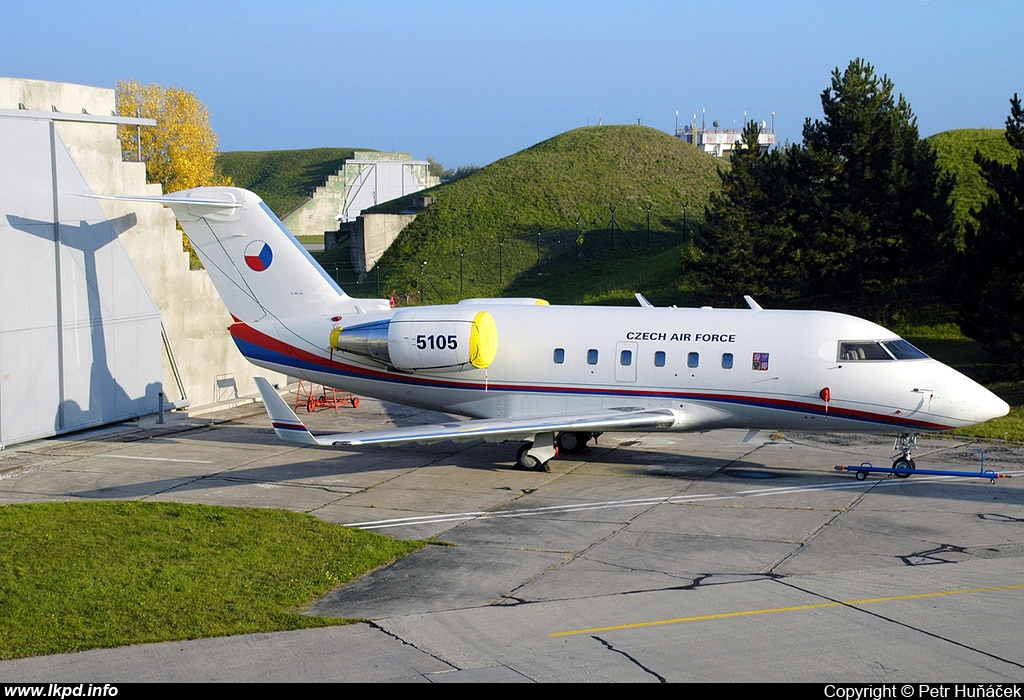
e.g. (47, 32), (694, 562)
(220, 128), (1015, 311)
(351, 125), (723, 306)
(216, 148), (371, 217)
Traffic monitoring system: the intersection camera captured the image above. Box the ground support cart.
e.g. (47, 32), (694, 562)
(294, 380), (360, 413)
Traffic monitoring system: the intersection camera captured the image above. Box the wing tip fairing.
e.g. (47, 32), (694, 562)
(254, 377), (320, 446)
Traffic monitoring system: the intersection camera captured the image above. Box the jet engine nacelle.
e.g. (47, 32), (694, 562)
(330, 307), (498, 372)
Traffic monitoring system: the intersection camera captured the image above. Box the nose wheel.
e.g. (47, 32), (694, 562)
(892, 456), (916, 478)
(892, 433), (918, 478)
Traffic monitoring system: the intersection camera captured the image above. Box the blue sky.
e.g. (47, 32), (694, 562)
(7, 1), (1022, 167)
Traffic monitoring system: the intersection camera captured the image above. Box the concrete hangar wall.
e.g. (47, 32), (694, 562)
(0, 78), (287, 448)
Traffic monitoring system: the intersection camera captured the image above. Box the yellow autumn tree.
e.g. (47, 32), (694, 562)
(116, 80), (231, 266)
(115, 80), (231, 192)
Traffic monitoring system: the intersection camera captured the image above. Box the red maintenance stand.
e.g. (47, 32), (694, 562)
(294, 380), (360, 413)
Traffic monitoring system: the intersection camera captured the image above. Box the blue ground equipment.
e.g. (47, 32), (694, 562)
(835, 449), (1008, 483)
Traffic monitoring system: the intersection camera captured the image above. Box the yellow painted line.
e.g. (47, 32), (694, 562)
(549, 583), (1024, 637)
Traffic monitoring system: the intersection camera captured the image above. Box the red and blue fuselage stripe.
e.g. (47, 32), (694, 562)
(230, 322), (951, 432)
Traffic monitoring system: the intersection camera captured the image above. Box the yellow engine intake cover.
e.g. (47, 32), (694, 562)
(469, 311), (498, 369)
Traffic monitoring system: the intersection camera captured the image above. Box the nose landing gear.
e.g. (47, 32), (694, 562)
(835, 436), (1008, 482)
(892, 433), (918, 478)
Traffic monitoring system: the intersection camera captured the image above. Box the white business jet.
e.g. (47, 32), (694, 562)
(116, 187), (1009, 472)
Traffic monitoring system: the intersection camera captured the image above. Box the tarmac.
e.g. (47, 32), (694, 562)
(1, 388), (1023, 683)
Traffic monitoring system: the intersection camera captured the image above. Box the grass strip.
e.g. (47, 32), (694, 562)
(0, 501), (426, 659)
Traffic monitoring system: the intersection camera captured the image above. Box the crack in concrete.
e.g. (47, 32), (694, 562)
(777, 578), (1024, 672)
(592, 635), (667, 682)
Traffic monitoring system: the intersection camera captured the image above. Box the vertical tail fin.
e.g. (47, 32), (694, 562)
(150, 187), (351, 324)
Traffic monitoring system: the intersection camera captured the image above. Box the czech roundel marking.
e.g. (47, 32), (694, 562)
(244, 241), (273, 272)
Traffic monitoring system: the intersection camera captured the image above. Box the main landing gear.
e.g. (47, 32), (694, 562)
(514, 431), (597, 471)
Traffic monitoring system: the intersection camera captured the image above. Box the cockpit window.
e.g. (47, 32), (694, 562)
(881, 339), (929, 360)
(838, 340), (930, 361)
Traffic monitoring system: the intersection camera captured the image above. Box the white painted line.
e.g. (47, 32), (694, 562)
(347, 469), (1024, 530)
(107, 454), (214, 464)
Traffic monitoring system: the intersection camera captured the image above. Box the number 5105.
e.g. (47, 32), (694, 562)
(416, 334), (458, 350)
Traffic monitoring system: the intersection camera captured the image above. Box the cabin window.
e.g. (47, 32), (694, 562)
(722, 353), (734, 369)
(587, 349), (599, 365)
(619, 349), (632, 366)
(654, 350), (666, 367)
(687, 352), (699, 368)
(553, 348), (565, 364)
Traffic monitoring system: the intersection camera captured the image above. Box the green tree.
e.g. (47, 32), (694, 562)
(426, 155), (446, 180)
(957, 94), (1024, 369)
(694, 121), (802, 306)
(694, 59), (955, 320)
(798, 59), (954, 316)
(425, 155), (480, 182)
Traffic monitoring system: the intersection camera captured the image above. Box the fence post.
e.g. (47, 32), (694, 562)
(644, 203), (652, 248)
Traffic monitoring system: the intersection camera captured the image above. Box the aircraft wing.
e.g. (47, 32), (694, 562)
(254, 377), (686, 448)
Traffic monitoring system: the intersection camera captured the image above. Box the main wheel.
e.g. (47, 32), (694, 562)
(516, 443), (550, 472)
(556, 431), (588, 453)
(893, 457), (916, 478)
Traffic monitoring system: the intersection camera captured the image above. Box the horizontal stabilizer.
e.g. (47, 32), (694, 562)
(87, 192), (243, 216)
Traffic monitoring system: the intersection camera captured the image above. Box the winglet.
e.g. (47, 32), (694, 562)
(254, 377), (320, 446)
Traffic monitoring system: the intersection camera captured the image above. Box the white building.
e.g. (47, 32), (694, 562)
(676, 112), (777, 157)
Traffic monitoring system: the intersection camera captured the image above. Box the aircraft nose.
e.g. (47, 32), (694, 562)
(977, 389), (1010, 424)
(943, 369), (1010, 426)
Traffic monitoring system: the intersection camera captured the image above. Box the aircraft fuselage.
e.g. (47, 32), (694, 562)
(231, 302), (1006, 435)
